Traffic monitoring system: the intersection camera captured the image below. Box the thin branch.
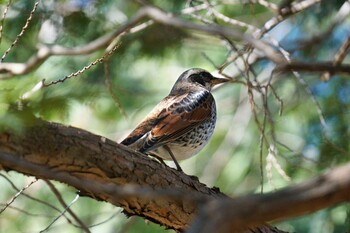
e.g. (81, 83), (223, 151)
(280, 0), (321, 15)
(39, 193), (80, 233)
(269, 83), (283, 116)
(141, 6), (285, 63)
(277, 61), (350, 74)
(334, 36), (350, 64)
(266, 144), (291, 190)
(258, 86), (268, 193)
(0, 5), (286, 79)
(0, 0), (40, 63)
(209, 7), (256, 31)
(0, 173), (76, 224)
(87, 211), (122, 229)
(104, 58), (128, 121)
(0, 177), (38, 214)
(295, 0), (350, 50)
(257, 0), (321, 36)
(0, 0), (12, 45)
(0, 203), (54, 217)
(181, 3), (213, 14)
(221, 0), (279, 12)
(0, 14), (153, 79)
(321, 35), (350, 80)
(45, 180), (91, 233)
(43, 42), (121, 87)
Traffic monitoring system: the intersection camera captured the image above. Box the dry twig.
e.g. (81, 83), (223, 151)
(0, 0), (40, 63)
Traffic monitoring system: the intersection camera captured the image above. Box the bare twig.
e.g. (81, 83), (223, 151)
(104, 50), (129, 120)
(321, 35), (350, 80)
(21, 79), (45, 100)
(333, 36), (350, 64)
(0, 178), (38, 214)
(266, 144), (291, 190)
(209, 7), (256, 31)
(296, 0), (350, 50)
(221, 0), (279, 12)
(45, 180), (91, 233)
(277, 61), (350, 74)
(87, 211), (122, 229)
(0, 173), (76, 224)
(43, 44), (120, 87)
(201, 88), (252, 186)
(0, 5), (286, 79)
(0, 0), (12, 45)
(181, 3), (213, 14)
(269, 83), (283, 116)
(0, 0), (40, 63)
(142, 6), (285, 63)
(0, 203), (54, 217)
(258, 86), (269, 193)
(0, 15), (153, 79)
(258, 0), (321, 36)
(39, 193), (80, 233)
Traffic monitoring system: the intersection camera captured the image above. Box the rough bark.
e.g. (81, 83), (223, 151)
(0, 118), (225, 231)
(188, 163), (350, 233)
(1, 117), (349, 232)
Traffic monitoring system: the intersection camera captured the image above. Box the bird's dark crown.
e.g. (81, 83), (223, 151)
(170, 68), (225, 95)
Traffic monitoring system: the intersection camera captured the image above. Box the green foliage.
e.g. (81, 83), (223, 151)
(1, 0), (350, 232)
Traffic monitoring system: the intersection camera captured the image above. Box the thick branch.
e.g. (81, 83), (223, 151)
(1, 118), (283, 233)
(188, 161), (350, 232)
(0, 118), (224, 231)
(1, 118), (349, 232)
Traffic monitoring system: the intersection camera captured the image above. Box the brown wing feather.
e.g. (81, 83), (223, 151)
(141, 91), (213, 152)
(120, 96), (178, 146)
(152, 100), (210, 138)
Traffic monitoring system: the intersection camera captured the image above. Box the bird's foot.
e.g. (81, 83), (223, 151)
(148, 153), (167, 166)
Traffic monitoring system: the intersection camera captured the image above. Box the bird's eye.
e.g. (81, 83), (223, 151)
(190, 74), (206, 86)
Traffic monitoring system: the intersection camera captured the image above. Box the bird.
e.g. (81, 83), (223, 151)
(120, 68), (229, 171)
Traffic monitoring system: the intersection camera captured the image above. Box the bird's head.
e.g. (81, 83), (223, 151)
(170, 68), (230, 94)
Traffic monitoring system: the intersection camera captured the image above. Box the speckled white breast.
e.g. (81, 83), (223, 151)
(152, 100), (216, 161)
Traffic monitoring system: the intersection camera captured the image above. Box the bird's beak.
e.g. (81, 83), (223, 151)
(211, 77), (231, 86)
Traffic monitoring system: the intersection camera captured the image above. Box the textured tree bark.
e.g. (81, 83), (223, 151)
(0, 118), (217, 230)
(0, 117), (288, 232)
(1, 118), (350, 232)
(188, 163), (350, 233)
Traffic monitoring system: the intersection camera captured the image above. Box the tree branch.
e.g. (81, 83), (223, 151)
(0, 11), (149, 78)
(0, 5), (285, 79)
(0, 117), (228, 232)
(0, 117), (286, 233)
(0, 116), (350, 232)
(276, 61), (350, 74)
(188, 161), (350, 233)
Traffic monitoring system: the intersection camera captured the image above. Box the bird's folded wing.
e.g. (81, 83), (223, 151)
(142, 91), (213, 152)
(120, 95), (182, 146)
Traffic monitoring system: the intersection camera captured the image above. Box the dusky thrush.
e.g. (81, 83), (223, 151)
(121, 68), (229, 171)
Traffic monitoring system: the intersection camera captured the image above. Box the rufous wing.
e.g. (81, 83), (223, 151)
(141, 91), (213, 152)
(120, 95), (182, 146)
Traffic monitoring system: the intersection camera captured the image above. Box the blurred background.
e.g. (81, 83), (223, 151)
(0, 0), (350, 232)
